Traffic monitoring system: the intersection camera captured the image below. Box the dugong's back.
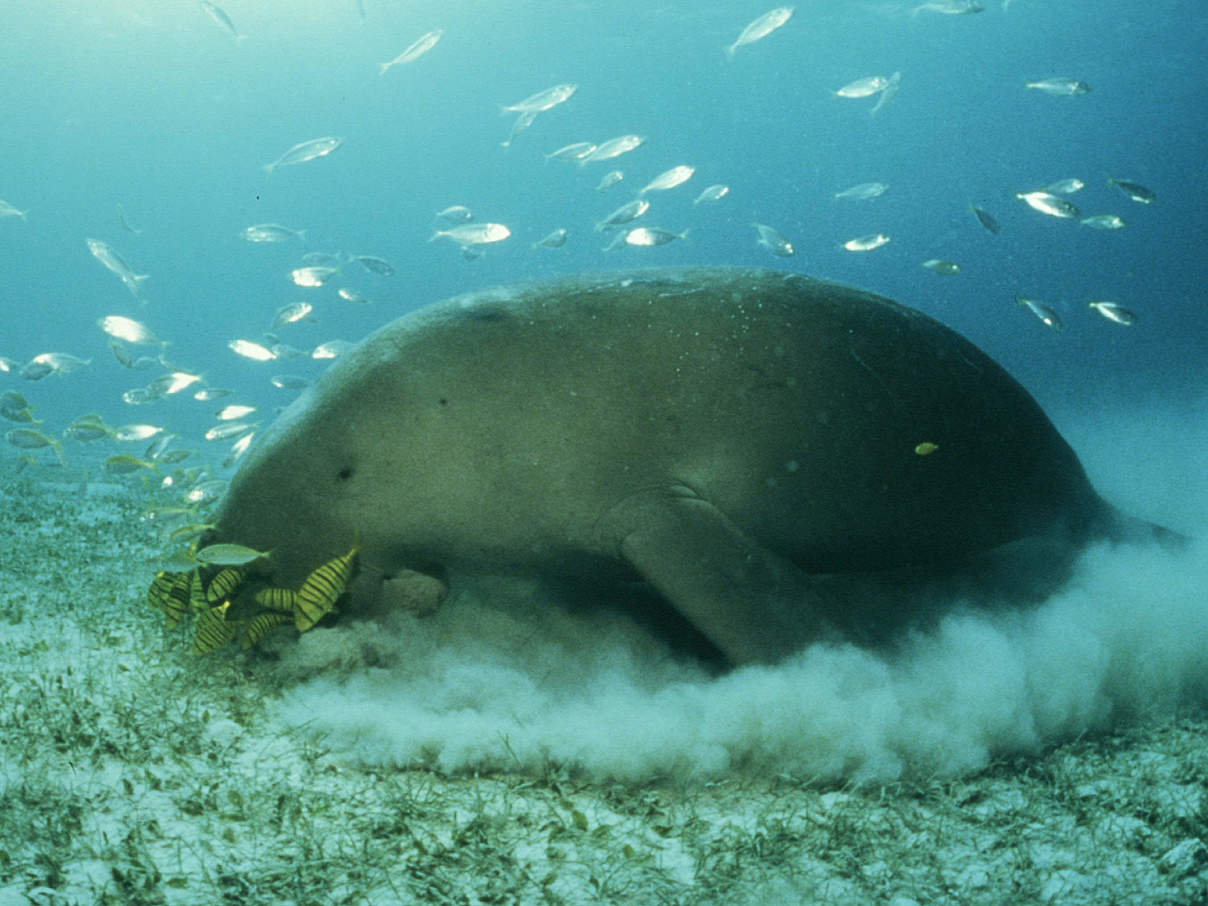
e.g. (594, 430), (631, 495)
(331, 267), (1102, 574)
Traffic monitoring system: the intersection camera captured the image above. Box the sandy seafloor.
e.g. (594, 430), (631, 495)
(2, 448), (1208, 906)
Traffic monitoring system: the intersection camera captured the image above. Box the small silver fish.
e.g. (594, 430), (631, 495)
(98, 315), (162, 346)
(0, 199), (29, 220)
(290, 266), (339, 287)
(501, 83), (578, 115)
(834, 76), (888, 99)
(86, 238), (149, 300)
(869, 72), (901, 116)
(1016, 191), (1080, 219)
(353, 255), (395, 275)
(271, 302), (313, 328)
(435, 205), (474, 223)
(624, 227), (689, 247)
(580, 135), (645, 166)
(970, 205), (1001, 234)
(337, 288), (369, 304)
(595, 170), (624, 192)
(195, 543), (270, 566)
(241, 223), (306, 243)
(545, 142), (597, 162)
(262, 137), (342, 175)
(921, 259), (960, 275)
(199, 1), (245, 40)
(1079, 214), (1126, 230)
(754, 222), (794, 257)
(500, 110), (538, 148)
(725, 6), (794, 59)
(1017, 295), (1063, 331)
(843, 233), (891, 251)
(228, 339), (276, 361)
(312, 340), (355, 360)
(429, 223), (511, 245)
(1088, 301), (1136, 325)
(693, 184), (730, 204)
(1025, 78), (1090, 96)
(834, 182), (888, 201)
(379, 28), (443, 75)
(270, 375), (311, 390)
(914, 0), (984, 13)
(1107, 178), (1156, 204)
(638, 165), (695, 195)
(1044, 178), (1085, 195)
(595, 199), (650, 232)
(532, 228), (568, 249)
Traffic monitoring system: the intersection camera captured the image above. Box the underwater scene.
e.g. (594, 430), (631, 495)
(2, 2), (1207, 904)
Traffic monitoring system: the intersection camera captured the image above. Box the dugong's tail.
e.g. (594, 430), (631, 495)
(1093, 501), (1189, 551)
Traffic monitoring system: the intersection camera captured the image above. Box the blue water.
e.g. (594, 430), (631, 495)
(2, 0), (1205, 462)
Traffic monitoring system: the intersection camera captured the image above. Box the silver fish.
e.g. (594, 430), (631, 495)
(290, 266), (339, 287)
(1016, 191), (1080, 219)
(1025, 78), (1090, 96)
(532, 228), (568, 249)
(921, 259), (960, 275)
(970, 205), (1001, 234)
(1044, 178), (1084, 195)
(754, 222), (794, 257)
(545, 142), (597, 162)
(869, 71), (901, 116)
(693, 184), (730, 204)
(241, 223), (306, 243)
(843, 233), (891, 252)
(595, 199), (650, 232)
(1079, 214), (1125, 230)
(725, 6), (794, 59)
(199, 1), (244, 40)
(379, 28), (443, 75)
(0, 199), (29, 220)
(624, 227), (689, 247)
(353, 254), (395, 275)
(500, 110), (538, 149)
(1017, 295), (1063, 331)
(1107, 178), (1155, 204)
(638, 165), (695, 195)
(86, 238), (149, 300)
(835, 76), (888, 99)
(435, 205), (473, 223)
(580, 135), (645, 166)
(501, 83), (578, 115)
(595, 170), (624, 192)
(272, 302), (313, 328)
(1088, 301), (1136, 325)
(429, 223), (511, 245)
(833, 182), (888, 201)
(98, 315), (162, 346)
(262, 137), (342, 175)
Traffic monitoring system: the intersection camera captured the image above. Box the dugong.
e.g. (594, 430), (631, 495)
(204, 267), (1169, 664)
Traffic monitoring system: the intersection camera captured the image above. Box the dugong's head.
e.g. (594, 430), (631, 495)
(204, 372), (448, 619)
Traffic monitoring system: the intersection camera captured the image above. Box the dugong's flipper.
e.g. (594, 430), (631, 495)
(600, 486), (842, 664)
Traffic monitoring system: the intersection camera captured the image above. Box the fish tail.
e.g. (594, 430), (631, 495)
(427, 231), (443, 242)
(378, 62), (391, 76)
(261, 163), (276, 176)
(723, 44), (736, 60)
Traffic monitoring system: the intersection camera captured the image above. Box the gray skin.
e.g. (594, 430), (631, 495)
(206, 267), (1158, 665)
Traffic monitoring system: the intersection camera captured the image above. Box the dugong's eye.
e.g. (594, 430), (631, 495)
(336, 467), (354, 481)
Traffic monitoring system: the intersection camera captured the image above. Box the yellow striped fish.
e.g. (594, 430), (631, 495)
(205, 565), (247, 604)
(147, 570), (191, 626)
(253, 585), (297, 613)
(241, 611), (291, 649)
(193, 601), (237, 654)
(293, 545), (359, 632)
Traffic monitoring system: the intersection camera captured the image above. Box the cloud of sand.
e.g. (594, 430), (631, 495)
(269, 406), (1208, 783)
